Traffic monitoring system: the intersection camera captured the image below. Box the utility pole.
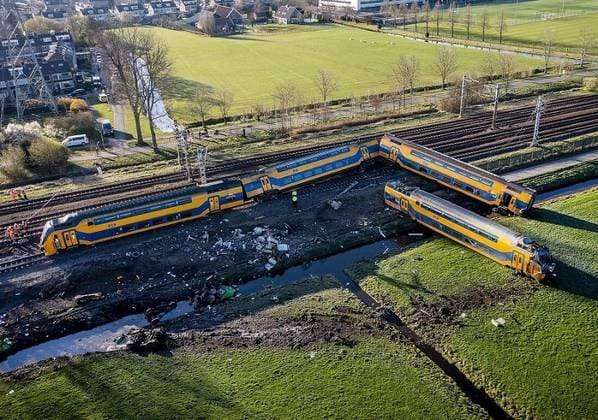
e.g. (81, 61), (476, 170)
(196, 144), (207, 185)
(458, 75), (466, 118)
(0, 0), (57, 120)
(531, 95), (544, 147)
(174, 122), (191, 182)
(491, 84), (499, 130)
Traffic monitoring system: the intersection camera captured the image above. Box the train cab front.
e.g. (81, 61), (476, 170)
(40, 220), (58, 256)
(384, 181), (415, 214)
(521, 237), (556, 281)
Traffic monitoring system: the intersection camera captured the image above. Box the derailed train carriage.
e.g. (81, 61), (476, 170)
(380, 134), (536, 215)
(40, 140), (380, 255)
(384, 181), (555, 281)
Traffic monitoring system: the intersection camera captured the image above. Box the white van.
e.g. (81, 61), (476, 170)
(62, 134), (89, 148)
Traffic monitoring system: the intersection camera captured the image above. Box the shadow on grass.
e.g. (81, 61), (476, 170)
(59, 358), (239, 417)
(532, 208), (598, 233)
(164, 77), (214, 102)
(549, 259), (597, 300)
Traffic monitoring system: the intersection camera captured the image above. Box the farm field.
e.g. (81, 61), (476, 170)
(0, 281), (483, 418)
(350, 189), (598, 417)
(141, 24), (541, 123)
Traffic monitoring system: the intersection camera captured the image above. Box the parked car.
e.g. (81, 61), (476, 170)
(62, 134), (89, 148)
(71, 88), (87, 97)
(100, 120), (113, 136)
(98, 92), (108, 102)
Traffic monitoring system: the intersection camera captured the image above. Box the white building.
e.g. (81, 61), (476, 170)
(319, 0), (415, 12)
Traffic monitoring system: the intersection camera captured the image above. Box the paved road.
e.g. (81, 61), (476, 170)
(506, 150), (598, 181)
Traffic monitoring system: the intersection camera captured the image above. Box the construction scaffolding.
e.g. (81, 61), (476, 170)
(0, 0), (57, 122)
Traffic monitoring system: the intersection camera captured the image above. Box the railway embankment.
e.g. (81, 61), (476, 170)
(0, 157), (595, 367)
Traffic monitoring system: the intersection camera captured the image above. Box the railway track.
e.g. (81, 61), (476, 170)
(0, 253), (46, 276)
(0, 95), (597, 253)
(1, 94), (596, 218)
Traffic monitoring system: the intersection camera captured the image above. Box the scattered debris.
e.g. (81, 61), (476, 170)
(117, 327), (172, 352)
(491, 317), (506, 327)
(328, 200), (342, 210)
(408, 233), (424, 237)
(309, 351), (317, 359)
(337, 181), (359, 198)
(378, 227), (386, 238)
(73, 293), (104, 305)
(0, 337), (13, 352)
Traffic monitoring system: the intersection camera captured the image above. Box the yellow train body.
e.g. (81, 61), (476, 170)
(41, 181), (245, 256)
(380, 134), (535, 214)
(384, 181), (554, 281)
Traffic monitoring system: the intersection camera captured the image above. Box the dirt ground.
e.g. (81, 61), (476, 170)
(3, 162), (445, 358)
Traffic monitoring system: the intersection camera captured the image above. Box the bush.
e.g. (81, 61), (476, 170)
(57, 97), (74, 111)
(28, 139), (69, 176)
(0, 146), (30, 181)
(2, 122), (43, 146)
(70, 98), (89, 113)
(53, 111), (97, 139)
(583, 77), (598, 92)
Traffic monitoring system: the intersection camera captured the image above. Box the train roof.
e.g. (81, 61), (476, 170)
(384, 134), (535, 194)
(412, 187), (523, 244)
(274, 145), (351, 172)
(51, 179), (241, 229)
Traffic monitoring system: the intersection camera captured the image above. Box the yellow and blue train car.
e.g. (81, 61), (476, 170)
(384, 181), (554, 281)
(241, 140), (379, 198)
(380, 134), (535, 215)
(40, 180), (245, 256)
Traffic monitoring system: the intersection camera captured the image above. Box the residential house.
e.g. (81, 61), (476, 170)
(41, 59), (76, 93)
(175, 0), (199, 15)
(145, 1), (179, 18)
(248, 1), (270, 23)
(41, 10), (68, 22)
(196, 5), (244, 35)
(273, 5), (303, 24)
(112, 3), (147, 20)
(77, 6), (112, 21)
(43, 0), (71, 13)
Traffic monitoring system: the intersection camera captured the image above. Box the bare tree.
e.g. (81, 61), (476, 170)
(410, 1), (420, 32)
(577, 28), (594, 68)
(542, 30), (555, 73)
(433, 47), (458, 89)
(194, 86), (216, 131)
(394, 56), (419, 104)
(479, 8), (490, 42)
(481, 51), (499, 78)
(216, 89), (234, 123)
(498, 53), (514, 92)
(136, 34), (173, 151)
(464, 2), (472, 40)
(433, 0), (441, 36)
(399, 1), (408, 30)
(449, 1), (456, 37)
(199, 13), (216, 36)
(380, 0), (392, 20)
(272, 83), (299, 132)
(497, 9), (507, 44)
(98, 27), (146, 146)
(389, 3), (400, 27)
(314, 69), (338, 118)
(389, 66), (406, 110)
(423, 0), (430, 36)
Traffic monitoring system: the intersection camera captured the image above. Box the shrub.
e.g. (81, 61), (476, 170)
(53, 111), (97, 138)
(56, 97), (74, 111)
(28, 139), (69, 176)
(70, 98), (89, 113)
(583, 77), (598, 92)
(2, 122), (43, 146)
(0, 146), (30, 181)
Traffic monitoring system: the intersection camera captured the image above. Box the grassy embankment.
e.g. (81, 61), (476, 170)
(350, 189), (598, 418)
(0, 279), (483, 418)
(396, 0), (598, 53)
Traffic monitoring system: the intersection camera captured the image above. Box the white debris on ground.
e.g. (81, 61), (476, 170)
(193, 225), (292, 271)
(328, 200), (342, 210)
(491, 317), (506, 327)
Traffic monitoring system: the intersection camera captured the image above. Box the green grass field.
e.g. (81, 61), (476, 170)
(351, 190), (598, 417)
(0, 283), (483, 418)
(399, 0), (598, 52)
(141, 24), (541, 123)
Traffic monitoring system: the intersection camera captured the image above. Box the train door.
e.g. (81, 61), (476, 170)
(360, 146), (370, 160)
(62, 231), (78, 248)
(259, 176), (272, 192)
(512, 251), (524, 272)
(500, 191), (513, 208)
(400, 198), (409, 212)
(390, 147), (399, 162)
(209, 196), (220, 212)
